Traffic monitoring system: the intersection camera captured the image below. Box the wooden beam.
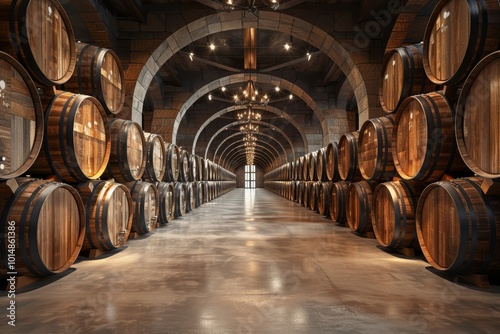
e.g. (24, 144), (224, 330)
(260, 51), (321, 73)
(179, 51), (241, 72)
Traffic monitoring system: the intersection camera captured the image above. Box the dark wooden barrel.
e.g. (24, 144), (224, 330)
(28, 91), (110, 183)
(179, 150), (190, 182)
(297, 181), (305, 205)
(0, 179), (84, 276)
(0, 51), (44, 180)
(165, 143), (180, 182)
(309, 181), (319, 212)
(393, 92), (468, 182)
(64, 42), (125, 115)
(338, 132), (362, 181)
(77, 180), (133, 251)
(308, 151), (318, 181)
(185, 182), (195, 212)
(416, 178), (500, 274)
(174, 182), (187, 217)
(103, 119), (146, 183)
(329, 181), (350, 224)
(302, 181), (310, 208)
(371, 180), (427, 250)
(358, 116), (396, 181)
(380, 43), (437, 113)
(456, 51), (500, 179)
(346, 180), (379, 234)
(325, 142), (340, 182)
(0, 0), (76, 86)
(195, 181), (203, 207)
(202, 181), (209, 203)
(156, 181), (175, 224)
(142, 132), (166, 183)
(125, 181), (159, 235)
(316, 148), (328, 182)
(423, 0), (500, 86)
(318, 182), (332, 217)
(196, 155), (203, 182)
(188, 153), (197, 182)
(302, 155), (310, 181)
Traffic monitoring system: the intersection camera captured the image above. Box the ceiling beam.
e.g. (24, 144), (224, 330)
(260, 51), (321, 73)
(179, 51), (241, 72)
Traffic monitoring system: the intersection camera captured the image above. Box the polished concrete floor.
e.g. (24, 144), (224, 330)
(1, 188), (500, 333)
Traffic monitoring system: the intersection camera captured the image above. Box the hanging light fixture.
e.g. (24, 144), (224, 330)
(240, 122), (259, 134)
(233, 80), (269, 107)
(237, 105), (262, 122)
(220, 0), (281, 16)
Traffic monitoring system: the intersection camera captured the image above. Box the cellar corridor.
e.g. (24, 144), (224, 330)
(1, 188), (499, 333)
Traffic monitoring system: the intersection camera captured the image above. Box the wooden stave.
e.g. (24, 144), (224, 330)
(455, 51), (500, 179)
(393, 92), (469, 182)
(143, 132), (167, 183)
(0, 179), (85, 277)
(416, 178), (500, 274)
(103, 119), (146, 183)
(358, 115), (397, 181)
(156, 181), (175, 224)
(0, 0), (76, 86)
(28, 91), (111, 183)
(422, 0), (500, 86)
(346, 180), (379, 234)
(380, 43), (437, 113)
(371, 180), (427, 250)
(338, 132), (362, 181)
(0, 51), (44, 180)
(64, 42), (125, 115)
(125, 181), (159, 235)
(77, 180), (133, 251)
(329, 181), (350, 224)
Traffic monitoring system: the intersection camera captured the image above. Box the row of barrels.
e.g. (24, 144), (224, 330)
(0, 177), (235, 277)
(265, 176), (500, 277)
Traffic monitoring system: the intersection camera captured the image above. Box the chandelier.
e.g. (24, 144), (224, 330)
(240, 122), (259, 134)
(237, 106), (262, 122)
(243, 133), (258, 142)
(221, 0), (281, 16)
(233, 80), (269, 107)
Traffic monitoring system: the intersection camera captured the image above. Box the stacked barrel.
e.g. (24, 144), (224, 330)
(0, 0), (236, 279)
(266, 0), (500, 282)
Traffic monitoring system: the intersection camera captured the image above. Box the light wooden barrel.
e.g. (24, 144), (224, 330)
(126, 181), (159, 235)
(346, 180), (379, 234)
(358, 116), (396, 181)
(0, 179), (84, 276)
(456, 51), (500, 179)
(77, 180), (132, 251)
(28, 92), (110, 183)
(179, 150), (190, 182)
(0, 0), (76, 86)
(0, 51), (44, 180)
(196, 156), (203, 182)
(308, 151), (318, 181)
(165, 143), (180, 182)
(325, 142), (340, 182)
(156, 181), (175, 224)
(329, 181), (350, 224)
(416, 178), (500, 274)
(423, 0), (500, 86)
(302, 155), (310, 181)
(202, 181), (209, 203)
(393, 92), (468, 182)
(297, 181), (305, 205)
(142, 132), (166, 183)
(174, 182), (187, 218)
(309, 181), (319, 212)
(318, 182), (332, 217)
(371, 180), (427, 250)
(103, 119), (146, 183)
(316, 148), (328, 182)
(380, 43), (437, 113)
(64, 42), (125, 115)
(302, 181), (310, 208)
(338, 132), (362, 181)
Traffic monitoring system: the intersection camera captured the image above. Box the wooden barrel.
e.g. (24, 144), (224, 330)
(346, 180), (378, 234)
(325, 142), (340, 182)
(195, 181), (203, 207)
(0, 0), (76, 86)
(297, 181), (305, 205)
(329, 181), (350, 224)
(308, 151), (318, 181)
(380, 43), (437, 113)
(302, 155), (310, 181)
(179, 150), (190, 182)
(196, 155), (203, 182)
(309, 181), (319, 211)
(142, 132), (166, 183)
(156, 181), (175, 224)
(184, 182), (194, 212)
(456, 51), (500, 179)
(315, 148), (328, 182)
(64, 42), (125, 115)
(77, 180), (132, 251)
(165, 143), (180, 182)
(28, 91), (110, 183)
(318, 182), (332, 217)
(174, 182), (187, 217)
(125, 181), (159, 235)
(416, 178), (500, 274)
(0, 179), (84, 276)
(371, 180), (427, 250)
(393, 92), (468, 182)
(103, 119), (146, 183)
(358, 116), (396, 181)
(338, 132), (362, 181)
(423, 0), (500, 86)
(188, 153), (197, 182)
(0, 51), (44, 180)
(302, 181), (310, 208)
(202, 181), (209, 203)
